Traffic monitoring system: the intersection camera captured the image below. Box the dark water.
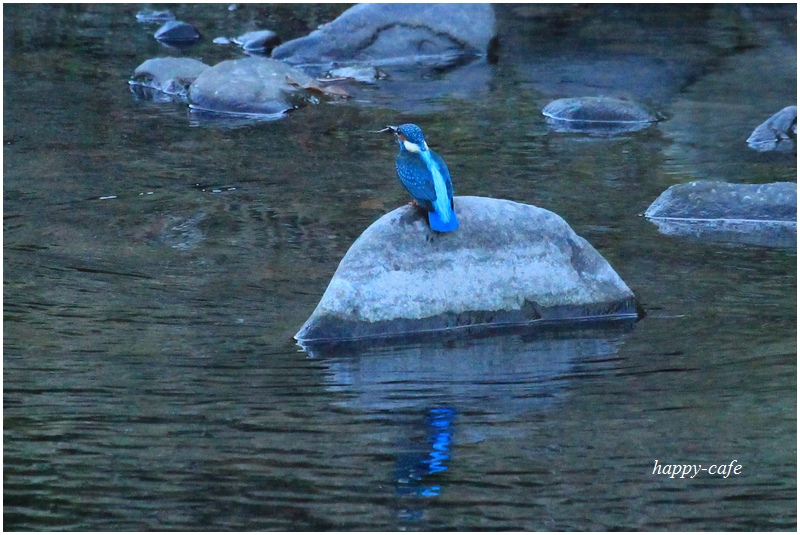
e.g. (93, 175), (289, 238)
(4, 4), (796, 531)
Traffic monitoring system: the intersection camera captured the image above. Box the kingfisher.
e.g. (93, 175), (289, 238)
(382, 123), (459, 232)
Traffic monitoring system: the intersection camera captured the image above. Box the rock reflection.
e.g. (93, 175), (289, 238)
(302, 321), (634, 525)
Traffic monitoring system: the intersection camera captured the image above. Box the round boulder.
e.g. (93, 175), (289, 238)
(296, 196), (637, 342)
(188, 57), (319, 115)
(130, 57), (209, 99)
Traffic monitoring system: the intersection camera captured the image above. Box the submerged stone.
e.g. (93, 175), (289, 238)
(746, 105), (797, 153)
(327, 65), (384, 83)
(543, 96), (658, 135)
(296, 196), (637, 342)
(188, 57), (319, 116)
(645, 181), (797, 247)
(271, 3), (496, 67)
(136, 9), (175, 24)
(130, 57), (209, 98)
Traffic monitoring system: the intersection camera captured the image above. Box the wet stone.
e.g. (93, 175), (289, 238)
(130, 57), (210, 99)
(188, 57), (320, 116)
(645, 181), (797, 247)
(327, 65), (384, 83)
(645, 180), (797, 222)
(154, 20), (201, 44)
(543, 96), (658, 135)
(746, 105), (797, 153)
(234, 30), (281, 54)
(296, 196), (637, 342)
(271, 3), (496, 67)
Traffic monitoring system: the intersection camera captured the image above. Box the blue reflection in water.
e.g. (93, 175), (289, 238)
(395, 407), (455, 498)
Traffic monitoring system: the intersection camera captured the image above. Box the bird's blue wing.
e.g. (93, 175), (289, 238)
(396, 152), (437, 210)
(424, 150), (459, 232)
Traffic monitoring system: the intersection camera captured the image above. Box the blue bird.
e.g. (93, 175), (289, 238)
(385, 124), (459, 232)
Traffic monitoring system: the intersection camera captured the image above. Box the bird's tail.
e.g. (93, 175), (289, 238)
(428, 206), (459, 232)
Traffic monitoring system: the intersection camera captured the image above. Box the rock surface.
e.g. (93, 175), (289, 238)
(645, 181), (796, 221)
(746, 105), (797, 152)
(130, 57), (209, 98)
(543, 96), (658, 135)
(272, 3), (496, 66)
(296, 196), (637, 342)
(645, 181), (797, 247)
(154, 20), (201, 44)
(188, 57), (319, 115)
(234, 30), (281, 54)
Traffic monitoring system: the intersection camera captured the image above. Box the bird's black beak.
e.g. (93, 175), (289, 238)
(373, 125), (398, 135)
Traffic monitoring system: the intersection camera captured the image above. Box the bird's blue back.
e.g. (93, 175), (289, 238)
(394, 128), (458, 232)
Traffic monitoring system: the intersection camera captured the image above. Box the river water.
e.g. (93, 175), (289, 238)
(4, 4), (796, 531)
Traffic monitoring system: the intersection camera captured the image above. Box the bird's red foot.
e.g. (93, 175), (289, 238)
(408, 200), (419, 207)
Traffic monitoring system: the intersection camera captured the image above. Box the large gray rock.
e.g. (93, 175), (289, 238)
(746, 105), (797, 153)
(272, 3), (496, 66)
(645, 181), (797, 247)
(188, 57), (319, 115)
(130, 57), (209, 99)
(296, 196), (637, 342)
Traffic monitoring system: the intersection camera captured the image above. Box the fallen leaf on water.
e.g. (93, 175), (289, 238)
(285, 75), (350, 99)
(359, 198), (386, 210)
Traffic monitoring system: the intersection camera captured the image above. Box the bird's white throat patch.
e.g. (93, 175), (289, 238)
(403, 140), (428, 153)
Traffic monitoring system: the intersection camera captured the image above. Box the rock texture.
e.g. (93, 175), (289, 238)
(296, 196), (637, 342)
(645, 181), (797, 247)
(645, 181), (796, 221)
(234, 30), (281, 54)
(746, 105), (797, 152)
(271, 3), (496, 66)
(130, 57), (209, 98)
(154, 20), (201, 44)
(188, 57), (318, 115)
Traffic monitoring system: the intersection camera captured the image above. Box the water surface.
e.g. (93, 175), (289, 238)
(4, 4), (796, 530)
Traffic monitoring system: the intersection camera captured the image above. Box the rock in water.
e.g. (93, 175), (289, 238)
(154, 20), (201, 44)
(233, 30), (281, 54)
(271, 3), (496, 66)
(296, 196), (637, 342)
(645, 181), (797, 247)
(542, 97), (658, 135)
(746, 105), (797, 152)
(130, 57), (209, 98)
(646, 181), (797, 222)
(188, 58), (319, 116)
